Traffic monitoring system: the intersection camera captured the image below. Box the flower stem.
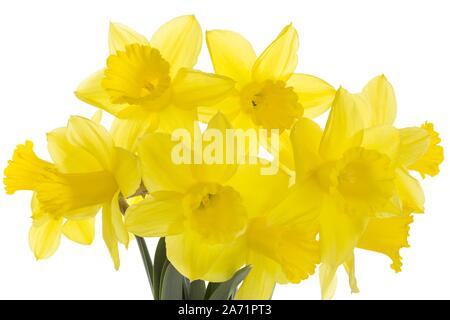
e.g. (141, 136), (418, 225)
(136, 236), (155, 296)
(119, 194), (154, 297)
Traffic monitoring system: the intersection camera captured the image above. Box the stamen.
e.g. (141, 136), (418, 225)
(241, 80), (302, 130)
(185, 183), (247, 244)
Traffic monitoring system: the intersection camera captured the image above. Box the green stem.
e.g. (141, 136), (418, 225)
(119, 194), (154, 297)
(136, 236), (154, 295)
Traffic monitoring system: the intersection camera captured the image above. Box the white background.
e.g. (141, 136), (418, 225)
(0, 0), (449, 300)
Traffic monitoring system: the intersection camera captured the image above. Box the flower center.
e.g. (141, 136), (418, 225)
(184, 183), (247, 244)
(102, 44), (171, 108)
(240, 80), (302, 131)
(330, 147), (395, 216)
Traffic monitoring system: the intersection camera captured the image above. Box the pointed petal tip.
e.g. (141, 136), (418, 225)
(109, 21), (120, 31)
(178, 14), (199, 24)
(335, 86), (349, 96)
(284, 22), (297, 34)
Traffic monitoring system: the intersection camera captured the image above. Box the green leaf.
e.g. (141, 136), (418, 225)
(158, 260), (170, 299)
(189, 280), (206, 300)
(208, 266), (251, 300)
(182, 278), (191, 299)
(160, 264), (185, 300)
(135, 236), (154, 295)
(204, 282), (221, 300)
(153, 237), (167, 300)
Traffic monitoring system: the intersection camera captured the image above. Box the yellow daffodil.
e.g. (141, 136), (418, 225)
(124, 113), (286, 281)
(290, 75), (443, 299)
(75, 15), (235, 152)
(4, 115), (141, 269)
(348, 75), (444, 291)
(202, 24), (336, 170)
(124, 113), (319, 297)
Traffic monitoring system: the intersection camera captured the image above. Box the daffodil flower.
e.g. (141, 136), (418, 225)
(124, 113), (286, 281)
(124, 113), (320, 299)
(348, 75), (444, 291)
(75, 15), (235, 152)
(290, 107), (384, 299)
(4, 115), (141, 269)
(290, 76), (443, 299)
(202, 24), (336, 170)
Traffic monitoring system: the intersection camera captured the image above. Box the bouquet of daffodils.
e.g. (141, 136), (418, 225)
(4, 15), (443, 300)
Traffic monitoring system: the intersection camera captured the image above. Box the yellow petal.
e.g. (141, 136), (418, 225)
(113, 147), (141, 198)
(276, 222), (320, 283)
(319, 88), (365, 160)
(125, 192), (184, 237)
(235, 253), (277, 300)
(111, 111), (159, 153)
(206, 30), (256, 85)
(395, 168), (425, 213)
(358, 214), (413, 272)
(108, 22), (149, 54)
(138, 132), (195, 192)
(29, 216), (63, 260)
(287, 73), (336, 118)
(267, 180), (322, 225)
(192, 113), (237, 184)
(319, 263), (338, 300)
(30, 193), (48, 226)
(63, 205), (101, 220)
(63, 217), (95, 245)
(343, 253), (360, 294)
(252, 24), (299, 81)
(230, 109), (258, 131)
(360, 75), (397, 126)
(91, 110), (103, 124)
(227, 162), (290, 218)
(47, 127), (103, 173)
(278, 130), (296, 171)
(262, 130), (295, 171)
(66, 116), (114, 171)
(150, 15), (202, 77)
(172, 69), (235, 108)
(102, 203), (120, 270)
(290, 118), (323, 178)
(319, 196), (368, 267)
(378, 194), (404, 217)
(166, 230), (245, 282)
(75, 69), (129, 117)
(110, 191), (129, 247)
(197, 93), (241, 123)
(361, 125), (400, 159)
(157, 104), (198, 135)
(398, 127), (430, 167)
